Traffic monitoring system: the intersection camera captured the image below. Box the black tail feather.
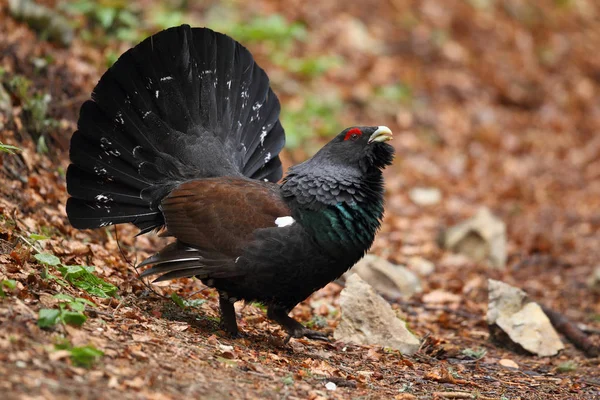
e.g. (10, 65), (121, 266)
(67, 25), (286, 231)
(138, 241), (239, 282)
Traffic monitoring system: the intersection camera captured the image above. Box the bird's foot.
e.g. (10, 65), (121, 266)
(219, 294), (242, 338)
(268, 305), (331, 344)
(219, 321), (244, 339)
(284, 327), (330, 344)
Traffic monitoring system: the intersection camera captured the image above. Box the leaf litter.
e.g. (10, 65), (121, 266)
(1, 1), (599, 399)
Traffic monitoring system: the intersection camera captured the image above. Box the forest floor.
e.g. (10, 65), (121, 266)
(1, 1), (599, 399)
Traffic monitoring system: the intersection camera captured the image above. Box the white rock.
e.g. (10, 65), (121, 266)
(334, 275), (421, 355)
(487, 279), (564, 357)
(441, 207), (507, 268)
(408, 187), (442, 206)
(346, 254), (421, 298)
(325, 382), (337, 391)
(408, 256), (435, 276)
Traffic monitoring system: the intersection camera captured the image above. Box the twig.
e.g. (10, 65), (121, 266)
(16, 234), (42, 254)
(114, 226), (167, 299)
(541, 305), (600, 357)
(84, 306), (114, 320)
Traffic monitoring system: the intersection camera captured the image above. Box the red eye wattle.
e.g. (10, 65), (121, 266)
(344, 128), (362, 141)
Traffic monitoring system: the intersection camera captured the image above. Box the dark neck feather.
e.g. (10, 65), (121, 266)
(281, 167), (385, 260)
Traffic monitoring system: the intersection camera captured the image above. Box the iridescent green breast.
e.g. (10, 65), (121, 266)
(296, 201), (383, 257)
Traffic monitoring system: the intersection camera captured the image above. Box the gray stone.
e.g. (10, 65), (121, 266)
(441, 207), (507, 268)
(346, 254), (421, 298)
(487, 279), (564, 357)
(334, 274), (421, 355)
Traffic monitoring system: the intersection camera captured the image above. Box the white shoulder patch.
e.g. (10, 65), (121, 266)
(275, 216), (295, 227)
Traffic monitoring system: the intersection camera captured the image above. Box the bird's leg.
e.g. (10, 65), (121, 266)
(218, 294), (240, 338)
(267, 305), (330, 343)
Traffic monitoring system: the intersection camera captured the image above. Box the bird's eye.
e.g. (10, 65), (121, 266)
(343, 128), (362, 141)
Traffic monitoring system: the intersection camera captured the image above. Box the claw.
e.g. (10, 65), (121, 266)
(303, 329), (330, 342)
(285, 328), (330, 344)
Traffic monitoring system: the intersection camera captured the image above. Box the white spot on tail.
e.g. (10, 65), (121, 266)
(100, 137), (112, 148)
(160, 76), (173, 81)
(275, 216), (295, 227)
(227, 80), (232, 89)
(259, 128), (268, 146)
(264, 152), (271, 163)
(155, 90), (159, 99)
(93, 166), (108, 176)
(95, 194), (110, 202)
(115, 111), (124, 125)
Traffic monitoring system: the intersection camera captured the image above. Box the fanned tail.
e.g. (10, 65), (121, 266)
(67, 25), (285, 232)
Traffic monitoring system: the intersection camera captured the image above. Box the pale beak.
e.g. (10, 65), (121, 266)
(368, 126), (393, 144)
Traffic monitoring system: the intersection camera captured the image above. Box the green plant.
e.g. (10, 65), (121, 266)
(375, 83), (413, 104)
(38, 293), (95, 328)
(60, 0), (143, 43)
(557, 360), (577, 373)
(55, 340), (104, 368)
(226, 15), (307, 50)
(305, 315), (327, 329)
(35, 252), (61, 267)
(210, 14), (338, 79)
(171, 293), (207, 310)
(57, 265), (118, 298)
(462, 347), (487, 359)
(4, 73), (58, 140)
(0, 143), (22, 154)
(274, 54), (342, 78)
(280, 93), (343, 149)
(30, 233), (50, 241)
(281, 374), (294, 386)
(34, 252), (118, 298)
(148, 4), (185, 30)
(0, 280), (17, 298)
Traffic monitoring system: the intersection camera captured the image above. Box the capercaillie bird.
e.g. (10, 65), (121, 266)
(66, 25), (394, 342)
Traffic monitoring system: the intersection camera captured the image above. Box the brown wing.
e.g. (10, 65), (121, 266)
(160, 177), (290, 256)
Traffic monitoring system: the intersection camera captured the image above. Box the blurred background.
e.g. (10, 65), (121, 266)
(1, 0), (599, 395)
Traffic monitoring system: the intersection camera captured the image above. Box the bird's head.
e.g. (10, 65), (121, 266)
(307, 126), (394, 174)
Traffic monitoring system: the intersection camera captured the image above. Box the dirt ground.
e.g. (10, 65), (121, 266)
(1, 1), (599, 399)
